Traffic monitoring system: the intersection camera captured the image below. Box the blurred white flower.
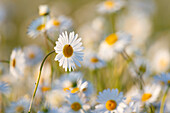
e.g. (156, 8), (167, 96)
(151, 49), (170, 73)
(95, 89), (125, 113)
(46, 16), (72, 35)
(10, 48), (26, 78)
(154, 73), (170, 86)
(83, 52), (105, 70)
(39, 5), (50, 16)
(6, 98), (30, 113)
(132, 84), (161, 105)
(54, 31), (84, 71)
(24, 45), (44, 66)
(97, 0), (125, 14)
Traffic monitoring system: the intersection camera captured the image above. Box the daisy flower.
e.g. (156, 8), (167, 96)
(66, 94), (85, 113)
(120, 102), (140, 113)
(10, 48), (26, 78)
(46, 16), (72, 34)
(97, 0), (125, 14)
(54, 31), (84, 71)
(154, 73), (170, 86)
(27, 16), (50, 38)
(129, 57), (151, 79)
(133, 84), (161, 105)
(95, 89), (125, 113)
(39, 5), (50, 16)
(0, 81), (10, 94)
(6, 98), (29, 113)
(151, 49), (170, 73)
(83, 52), (105, 70)
(24, 45), (44, 66)
(56, 72), (83, 93)
(98, 31), (131, 61)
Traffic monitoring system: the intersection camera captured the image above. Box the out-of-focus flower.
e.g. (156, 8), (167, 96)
(27, 17), (50, 38)
(24, 45), (44, 66)
(46, 16), (72, 35)
(97, 0), (125, 14)
(154, 73), (170, 86)
(133, 84), (161, 105)
(0, 81), (10, 94)
(116, 12), (152, 47)
(121, 102), (140, 113)
(65, 94), (85, 113)
(54, 31), (84, 71)
(129, 57), (151, 80)
(39, 5), (50, 16)
(98, 31), (131, 61)
(151, 49), (170, 73)
(46, 90), (66, 108)
(56, 72), (83, 93)
(10, 48), (26, 78)
(95, 89), (125, 113)
(6, 98), (30, 113)
(83, 52), (105, 70)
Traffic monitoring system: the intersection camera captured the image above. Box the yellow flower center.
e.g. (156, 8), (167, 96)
(105, 33), (118, 45)
(41, 86), (51, 92)
(142, 93), (152, 102)
(37, 24), (45, 31)
(104, 1), (114, 9)
(71, 87), (79, 93)
(53, 20), (60, 27)
(63, 87), (70, 92)
(63, 44), (73, 58)
(90, 57), (99, 63)
(105, 100), (117, 111)
(29, 53), (35, 59)
(15, 106), (24, 112)
(71, 102), (81, 111)
(12, 59), (16, 68)
(82, 88), (87, 92)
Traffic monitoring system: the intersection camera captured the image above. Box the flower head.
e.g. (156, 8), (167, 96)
(39, 5), (50, 16)
(54, 31), (84, 71)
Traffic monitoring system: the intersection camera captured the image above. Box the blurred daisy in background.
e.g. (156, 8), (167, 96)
(45, 90), (66, 108)
(133, 84), (161, 105)
(55, 72), (83, 93)
(83, 51), (105, 70)
(97, 0), (125, 14)
(54, 31), (84, 71)
(6, 98), (29, 113)
(46, 16), (72, 36)
(154, 73), (170, 86)
(98, 31), (131, 61)
(151, 49), (170, 73)
(0, 81), (10, 94)
(39, 5), (50, 16)
(121, 102), (140, 113)
(116, 12), (152, 47)
(24, 45), (44, 66)
(65, 94), (85, 113)
(27, 17), (50, 38)
(129, 57), (151, 80)
(95, 89), (125, 113)
(10, 48), (26, 78)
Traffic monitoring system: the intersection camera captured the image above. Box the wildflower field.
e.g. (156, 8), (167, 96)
(0, 0), (170, 113)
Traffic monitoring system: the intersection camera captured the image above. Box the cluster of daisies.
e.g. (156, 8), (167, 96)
(0, 0), (170, 113)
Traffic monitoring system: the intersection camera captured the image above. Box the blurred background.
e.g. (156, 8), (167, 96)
(0, 0), (170, 57)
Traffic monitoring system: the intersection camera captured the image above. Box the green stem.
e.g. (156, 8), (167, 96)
(28, 50), (55, 113)
(0, 60), (9, 63)
(110, 13), (116, 33)
(160, 86), (169, 113)
(44, 31), (55, 46)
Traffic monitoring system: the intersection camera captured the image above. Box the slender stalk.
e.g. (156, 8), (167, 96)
(0, 60), (9, 63)
(44, 32), (55, 46)
(28, 50), (55, 113)
(160, 86), (169, 113)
